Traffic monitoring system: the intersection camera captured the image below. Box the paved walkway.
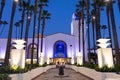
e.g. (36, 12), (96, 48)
(32, 68), (93, 80)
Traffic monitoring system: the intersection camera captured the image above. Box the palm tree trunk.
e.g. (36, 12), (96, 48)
(81, 11), (85, 63)
(4, 1), (17, 66)
(24, 0), (31, 60)
(109, 1), (120, 64)
(31, 0), (38, 68)
(40, 18), (45, 54)
(92, 18), (96, 56)
(86, 0), (90, 62)
(78, 18), (81, 52)
(97, 8), (101, 39)
(37, 5), (43, 64)
(106, 4), (114, 64)
(20, 8), (25, 39)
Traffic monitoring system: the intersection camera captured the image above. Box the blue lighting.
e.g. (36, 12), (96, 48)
(53, 41), (67, 58)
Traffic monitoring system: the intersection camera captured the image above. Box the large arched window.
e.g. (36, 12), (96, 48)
(28, 43), (37, 59)
(53, 40), (67, 58)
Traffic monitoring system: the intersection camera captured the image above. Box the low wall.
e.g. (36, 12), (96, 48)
(9, 65), (55, 80)
(66, 65), (120, 80)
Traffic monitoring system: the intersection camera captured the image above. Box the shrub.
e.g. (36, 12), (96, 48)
(0, 74), (11, 80)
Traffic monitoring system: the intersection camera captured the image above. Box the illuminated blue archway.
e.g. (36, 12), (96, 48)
(53, 40), (67, 58)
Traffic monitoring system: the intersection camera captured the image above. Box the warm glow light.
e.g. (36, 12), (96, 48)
(92, 16), (95, 20)
(105, 0), (110, 2)
(28, 16), (31, 19)
(77, 52), (83, 65)
(97, 48), (114, 68)
(47, 57), (50, 64)
(10, 49), (25, 69)
(39, 52), (44, 65)
(14, 0), (18, 2)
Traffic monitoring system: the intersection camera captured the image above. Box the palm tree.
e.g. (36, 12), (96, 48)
(75, 11), (81, 53)
(24, 4), (33, 61)
(31, 0), (38, 68)
(19, 1), (28, 39)
(40, 10), (50, 59)
(109, 0), (120, 64)
(36, 0), (48, 64)
(0, 0), (6, 20)
(106, 2), (113, 49)
(91, 9), (96, 59)
(4, 0), (18, 66)
(92, 0), (104, 40)
(24, 0), (31, 48)
(24, 0), (32, 43)
(76, 0), (86, 63)
(86, 0), (91, 62)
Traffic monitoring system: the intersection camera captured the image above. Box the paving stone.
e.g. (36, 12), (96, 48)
(32, 68), (93, 80)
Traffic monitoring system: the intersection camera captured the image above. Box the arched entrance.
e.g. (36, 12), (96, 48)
(26, 43), (37, 64)
(53, 40), (67, 64)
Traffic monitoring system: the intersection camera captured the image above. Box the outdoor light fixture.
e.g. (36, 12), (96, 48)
(92, 16), (95, 20)
(77, 52), (83, 65)
(39, 52), (44, 65)
(97, 38), (114, 68)
(97, 38), (111, 48)
(28, 16), (31, 19)
(47, 57), (50, 64)
(10, 40), (26, 69)
(14, 0), (18, 2)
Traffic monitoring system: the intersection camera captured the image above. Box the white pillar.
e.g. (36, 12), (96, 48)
(97, 39), (114, 68)
(10, 40), (26, 69)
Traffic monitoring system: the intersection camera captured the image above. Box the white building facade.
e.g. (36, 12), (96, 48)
(0, 14), (88, 64)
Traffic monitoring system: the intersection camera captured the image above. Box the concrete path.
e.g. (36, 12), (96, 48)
(32, 68), (94, 80)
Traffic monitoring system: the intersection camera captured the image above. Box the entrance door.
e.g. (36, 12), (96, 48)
(53, 40), (67, 64)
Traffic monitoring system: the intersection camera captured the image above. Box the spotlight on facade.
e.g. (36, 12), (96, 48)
(10, 39), (26, 69)
(39, 52), (44, 66)
(77, 52), (83, 65)
(97, 38), (114, 68)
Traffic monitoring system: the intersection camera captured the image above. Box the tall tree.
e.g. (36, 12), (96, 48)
(24, 4), (33, 61)
(31, 0), (38, 68)
(40, 10), (50, 57)
(76, 0), (86, 63)
(91, 9), (96, 57)
(92, 0), (104, 40)
(19, 1), (28, 39)
(36, 0), (48, 64)
(75, 11), (81, 53)
(86, 0), (91, 62)
(106, 2), (113, 48)
(4, 0), (18, 66)
(24, 0), (32, 44)
(109, 0), (120, 64)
